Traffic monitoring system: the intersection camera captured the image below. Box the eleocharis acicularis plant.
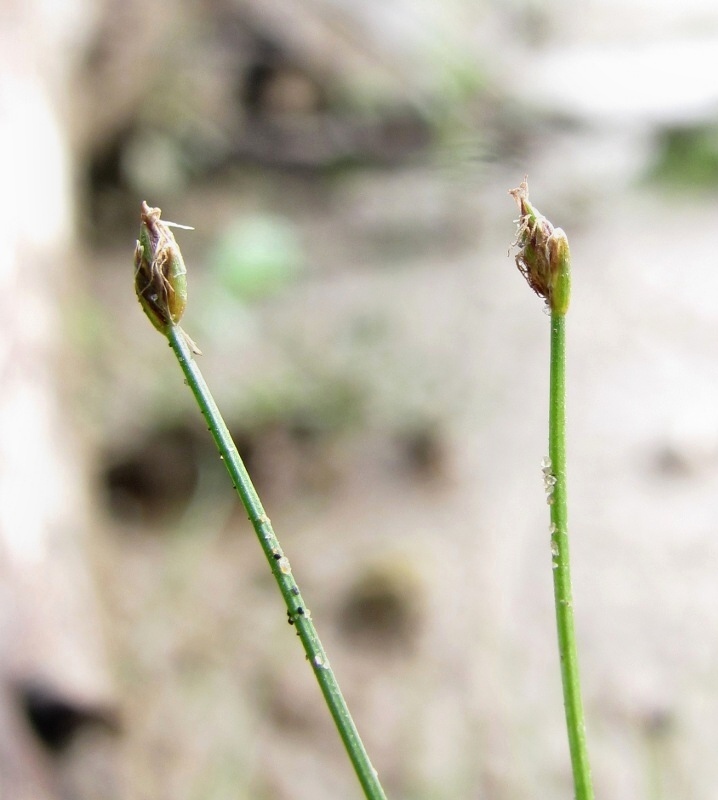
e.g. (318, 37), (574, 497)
(133, 203), (388, 800)
(509, 178), (594, 800)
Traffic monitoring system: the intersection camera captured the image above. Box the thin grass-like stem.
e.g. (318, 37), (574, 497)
(166, 323), (388, 800)
(548, 312), (594, 800)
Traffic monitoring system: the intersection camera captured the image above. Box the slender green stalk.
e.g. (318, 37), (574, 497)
(134, 202), (386, 798)
(509, 178), (594, 798)
(548, 313), (593, 800)
(166, 324), (388, 800)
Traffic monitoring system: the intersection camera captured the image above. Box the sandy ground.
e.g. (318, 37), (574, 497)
(84, 155), (718, 800)
(40, 1), (718, 797)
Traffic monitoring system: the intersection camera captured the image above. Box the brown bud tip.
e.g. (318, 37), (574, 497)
(134, 201), (189, 332)
(508, 177), (571, 315)
(508, 176), (531, 218)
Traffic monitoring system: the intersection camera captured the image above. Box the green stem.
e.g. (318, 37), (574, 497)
(166, 324), (388, 800)
(548, 313), (594, 800)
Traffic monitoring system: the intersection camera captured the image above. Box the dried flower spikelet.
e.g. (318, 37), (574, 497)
(134, 201), (189, 332)
(508, 177), (571, 315)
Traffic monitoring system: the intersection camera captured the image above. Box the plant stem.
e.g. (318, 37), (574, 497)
(548, 313), (594, 800)
(166, 324), (388, 800)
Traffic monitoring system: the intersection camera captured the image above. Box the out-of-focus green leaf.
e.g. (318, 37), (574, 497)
(210, 215), (303, 301)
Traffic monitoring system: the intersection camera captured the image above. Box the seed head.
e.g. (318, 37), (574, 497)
(508, 177), (571, 315)
(134, 201), (189, 332)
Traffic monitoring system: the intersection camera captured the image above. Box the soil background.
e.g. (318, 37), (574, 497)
(39, 1), (718, 798)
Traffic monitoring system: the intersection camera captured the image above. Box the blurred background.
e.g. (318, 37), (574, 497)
(2, 0), (718, 797)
